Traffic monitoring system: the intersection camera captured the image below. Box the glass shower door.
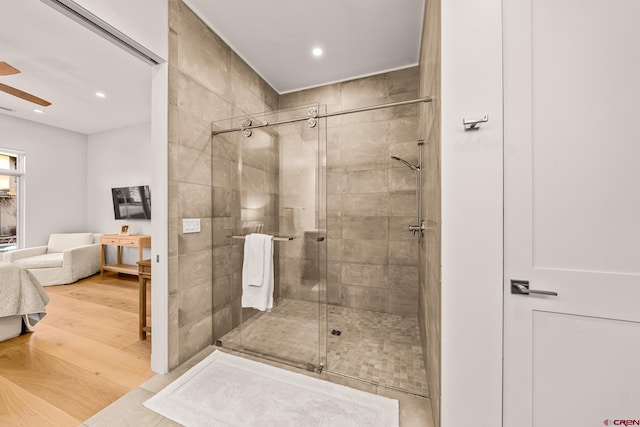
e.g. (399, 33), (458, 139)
(211, 104), (327, 371)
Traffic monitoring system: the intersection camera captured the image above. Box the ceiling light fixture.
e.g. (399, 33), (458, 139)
(33, 109), (44, 114)
(312, 47), (323, 57)
(95, 91), (106, 98)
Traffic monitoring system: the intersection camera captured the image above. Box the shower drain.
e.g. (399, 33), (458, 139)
(330, 329), (342, 336)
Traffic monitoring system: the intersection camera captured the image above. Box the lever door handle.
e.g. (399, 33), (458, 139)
(511, 280), (558, 296)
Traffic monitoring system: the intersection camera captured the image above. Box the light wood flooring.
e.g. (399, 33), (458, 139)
(0, 274), (153, 426)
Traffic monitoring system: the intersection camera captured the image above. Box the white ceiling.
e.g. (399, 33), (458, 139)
(0, 0), (151, 135)
(0, 0), (425, 134)
(185, 0), (426, 93)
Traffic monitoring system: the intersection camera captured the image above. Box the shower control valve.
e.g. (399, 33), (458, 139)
(408, 222), (425, 236)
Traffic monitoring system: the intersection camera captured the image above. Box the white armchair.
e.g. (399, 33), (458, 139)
(3, 233), (102, 286)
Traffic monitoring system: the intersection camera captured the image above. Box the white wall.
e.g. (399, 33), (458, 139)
(150, 62), (169, 374)
(0, 114), (87, 247)
(440, 0), (504, 425)
(87, 122), (152, 264)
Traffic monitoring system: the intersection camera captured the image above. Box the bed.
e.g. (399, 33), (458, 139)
(0, 262), (50, 342)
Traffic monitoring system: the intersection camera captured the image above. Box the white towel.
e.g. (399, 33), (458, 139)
(243, 233), (267, 287)
(241, 233), (274, 311)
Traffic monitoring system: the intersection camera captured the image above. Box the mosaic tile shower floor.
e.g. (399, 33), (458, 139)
(219, 298), (429, 396)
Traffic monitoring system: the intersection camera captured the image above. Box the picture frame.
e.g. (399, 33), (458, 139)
(119, 224), (130, 235)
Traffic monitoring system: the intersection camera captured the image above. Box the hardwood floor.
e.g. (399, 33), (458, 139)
(0, 274), (153, 426)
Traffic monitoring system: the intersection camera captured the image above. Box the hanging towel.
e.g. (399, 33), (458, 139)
(243, 233), (267, 287)
(241, 233), (274, 311)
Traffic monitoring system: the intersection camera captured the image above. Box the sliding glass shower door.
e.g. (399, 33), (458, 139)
(211, 104), (327, 371)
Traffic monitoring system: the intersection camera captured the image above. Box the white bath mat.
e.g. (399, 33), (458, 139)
(144, 350), (399, 427)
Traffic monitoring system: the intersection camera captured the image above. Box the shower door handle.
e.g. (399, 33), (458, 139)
(510, 280), (558, 296)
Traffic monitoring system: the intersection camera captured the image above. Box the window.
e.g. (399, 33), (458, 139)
(0, 149), (25, 252)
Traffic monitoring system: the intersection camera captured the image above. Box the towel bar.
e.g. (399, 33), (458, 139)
(228, 234), (294, 241)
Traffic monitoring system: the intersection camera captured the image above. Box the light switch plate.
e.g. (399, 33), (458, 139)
(183, 218), (201, 234)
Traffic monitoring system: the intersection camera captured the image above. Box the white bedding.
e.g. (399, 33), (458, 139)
(0, 315), (23, 341)
(0, 262), (50, 328)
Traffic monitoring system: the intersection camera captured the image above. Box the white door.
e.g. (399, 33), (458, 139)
(503, 0), (640, 425)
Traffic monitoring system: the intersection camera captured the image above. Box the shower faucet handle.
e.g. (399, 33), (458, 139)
(408, 223), (424, 236)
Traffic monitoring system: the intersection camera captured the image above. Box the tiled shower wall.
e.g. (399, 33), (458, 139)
(168, 0), (278, 369)
(274, 116), (324, 303)
(418, 0), (442, 424)
(280, 68), (421, 316)
(213, 127), (280, 339)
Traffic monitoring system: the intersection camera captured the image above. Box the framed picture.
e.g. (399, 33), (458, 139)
(119, 224), (130, 235)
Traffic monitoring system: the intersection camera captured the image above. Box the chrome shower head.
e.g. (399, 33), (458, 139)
(390, 156), (420, 171)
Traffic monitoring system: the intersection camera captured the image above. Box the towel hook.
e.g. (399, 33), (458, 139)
(462, 115), (488, 131)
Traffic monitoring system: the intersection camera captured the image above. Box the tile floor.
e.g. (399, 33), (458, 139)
(219, 298), (429, 396)
(327, 305), (429, 396)
(219, 299), (321, 366)
(83, 346), (434, 427)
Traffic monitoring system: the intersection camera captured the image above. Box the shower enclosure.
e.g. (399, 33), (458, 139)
(212, 98), (430, 396)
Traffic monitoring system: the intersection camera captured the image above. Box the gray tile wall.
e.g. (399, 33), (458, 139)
(418, 0), (442, 425)
(280, 68), (421, 316)
(168, 0), (278, 368)
(276, 116), (323, 303)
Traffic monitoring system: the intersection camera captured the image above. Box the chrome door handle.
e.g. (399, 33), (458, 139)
(511, 280), (558, 296)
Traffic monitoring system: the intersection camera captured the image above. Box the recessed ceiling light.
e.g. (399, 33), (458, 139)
(95, 92), (106, 98)
(33, 109), (44, 114)
(312, 47), (323, 57)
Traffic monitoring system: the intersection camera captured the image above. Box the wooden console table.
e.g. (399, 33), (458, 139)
(100, 234), (151, 278)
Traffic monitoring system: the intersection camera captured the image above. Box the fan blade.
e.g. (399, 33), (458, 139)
(0, 62), (20, 76)
(0, 83), (52, 107)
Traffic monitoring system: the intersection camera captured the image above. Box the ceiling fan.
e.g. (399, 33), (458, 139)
(0, 61), (52, 107)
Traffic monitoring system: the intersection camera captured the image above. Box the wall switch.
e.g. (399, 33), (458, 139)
(183, 218), (201, 233)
